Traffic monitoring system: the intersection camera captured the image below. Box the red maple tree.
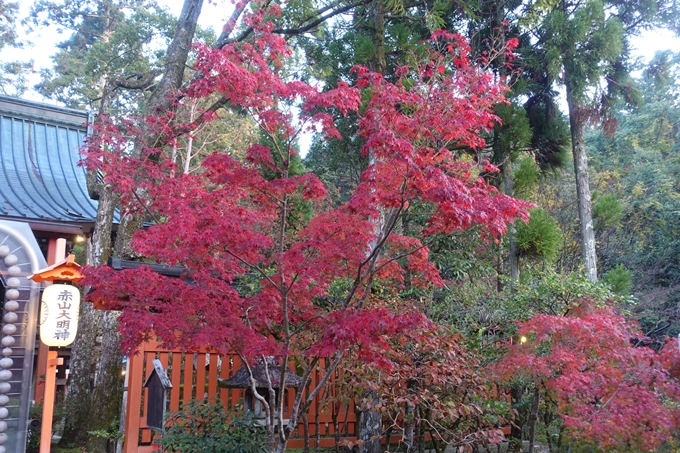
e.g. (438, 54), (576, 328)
(83, 11), (529, 451)
(495, 301), (680, 451)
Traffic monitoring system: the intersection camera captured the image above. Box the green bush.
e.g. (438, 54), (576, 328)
(515, 208), (562, 262)
(593, 193), (623, 229)
(604, 264), (633, 295)
(513, 157), (540, 197)
(513, 268), (626, 311)
(157, 398), (267, 453)
(26, 402), (42, 453)
(27, 400), (69, 453)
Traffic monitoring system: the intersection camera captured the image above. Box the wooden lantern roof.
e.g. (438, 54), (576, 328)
(29, 253), (83, 283)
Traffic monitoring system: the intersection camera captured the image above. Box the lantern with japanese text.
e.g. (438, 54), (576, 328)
(30, 253), (83, 348)
(39, 284), (80, 347)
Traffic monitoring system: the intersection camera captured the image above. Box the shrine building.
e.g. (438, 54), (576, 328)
(0, 95), (102, 453)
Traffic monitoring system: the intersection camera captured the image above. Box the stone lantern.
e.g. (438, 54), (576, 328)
(217, 357), (304, 422)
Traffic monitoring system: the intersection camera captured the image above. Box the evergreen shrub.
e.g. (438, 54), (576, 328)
(515, 208), (562, 262)
(157, 398), (267, 453)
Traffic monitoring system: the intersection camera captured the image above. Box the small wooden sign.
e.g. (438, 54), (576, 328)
(143, 359), (172, 431)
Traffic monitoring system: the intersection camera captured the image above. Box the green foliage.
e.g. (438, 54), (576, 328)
(592, 193), (623, 229)
(0, 1), (32, 96)
(424, 7), (446, 32)
(260, 138), (313, 229)
(604, 264), (633, 295)
(513, 157), (540, 197)
(643, 51), (680, 105)
(429, 227), (496, 281)
(515, 208), (562, 262)
(26, 402), (42, 453)
(354, 35), (376, 65)
(430, 269), (622, 362)
(543, 0), (625, 101)
(157, 398), (267, 453)
(523, 97), (571, 170)
(0, 0), (20, 49)
(494, 103), (532, 161)
(585, 53), (680, 342)
(519, 0), (562, 27)
(234, 273), (264, 298)
(0, 60), (32, 96)
(32, 0), (177, 114)
(87, 418), (122, 442)
(384, 0), (405, 16)
(305, 117), (368, 205)
(514, 268), (623, 310)
(28, 400), (71, 453)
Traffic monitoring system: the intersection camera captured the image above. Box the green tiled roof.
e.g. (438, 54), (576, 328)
(0, 96), (100, 223)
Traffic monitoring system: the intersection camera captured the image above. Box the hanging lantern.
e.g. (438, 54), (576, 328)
(29, 253), (83, 347)
(39, 284), (80, 347)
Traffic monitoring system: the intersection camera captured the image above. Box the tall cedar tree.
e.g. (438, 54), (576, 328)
(82, 11), (530, 452)
(537, 0), (680, 281)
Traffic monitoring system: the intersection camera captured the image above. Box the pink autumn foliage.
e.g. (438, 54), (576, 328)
(495, 302), (680, 451)
(83, 24), (529, 371)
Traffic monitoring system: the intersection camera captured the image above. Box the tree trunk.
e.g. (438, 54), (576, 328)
(359, 392), (381, 453)
(566, 84), (597, 281)
(360, 3), (386, 451)
(367, 0), (386, 75)
(84, 0), (205, 448)
(87, 311), (124, 453)
(504, 158), (520, 280)
(402, 378), (418, 453)
(145, 0), (204, 114)
(403, 402), (416, 452)
(60, 144), (117, 448)
(113, 0), (205, 254)
(527, 386), (540, 453)
(81, 184), (119, 450)
(302, 413), (309, 453)
(488, 3), (520, 283)
(61, 28), (117, 447)
(317, 400), (324, 453)
(507, 385), (524, 453)
(59, 302), (100, 446)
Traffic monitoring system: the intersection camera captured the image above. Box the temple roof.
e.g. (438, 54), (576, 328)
(0, 96), (110, 225)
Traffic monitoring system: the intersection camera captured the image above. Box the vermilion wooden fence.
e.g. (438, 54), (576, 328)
(123, 340), (357, 453)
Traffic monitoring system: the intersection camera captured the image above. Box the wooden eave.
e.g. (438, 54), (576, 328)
(29, 253), (83, 283)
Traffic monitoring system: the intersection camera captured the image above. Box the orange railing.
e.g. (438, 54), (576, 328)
(123, 340), (357, 453)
